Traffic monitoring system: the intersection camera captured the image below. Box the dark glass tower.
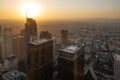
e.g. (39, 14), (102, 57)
(25, 18), (37, 42)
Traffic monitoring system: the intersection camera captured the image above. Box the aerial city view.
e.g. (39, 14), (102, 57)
(0, 0), (120, 80)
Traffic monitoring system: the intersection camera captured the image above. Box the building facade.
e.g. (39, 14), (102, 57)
(40, 31), (52, 39)
(2, 28), (13, 59)
(61, 30), (68, 45)
(25, 18), (38, 42)
(13, 36), (26, 71)
(57, 44), (84, 80)
(114, 54), (120, 80)
(27, 39), (53, 80)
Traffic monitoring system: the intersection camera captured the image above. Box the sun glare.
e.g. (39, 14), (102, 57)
(20, 2), (42, 18)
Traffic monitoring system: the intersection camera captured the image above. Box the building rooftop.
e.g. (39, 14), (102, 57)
(58, 44), (84, 61)
(60, 45), (82, 54)
(29, 39), (52, 45)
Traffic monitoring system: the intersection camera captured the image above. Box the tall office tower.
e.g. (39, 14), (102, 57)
(24, 18), (38, 68)
(114, 54), (120, 80)
(2, 28), (17, 70)
(25, 18), (37, 42)
(2, 70), (27, 80)
(57, 44), (84, 80)
(27, 39), (53, 80)
(61, 30), (69, 45)
(13, 36), (26, 71)
(2, 28), (13, 59)
(19, 29), (25, 36)
(40, 31), (52, 39)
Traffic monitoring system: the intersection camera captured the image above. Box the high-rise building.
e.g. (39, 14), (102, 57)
(114, 54), (120, 80)
(24, 18), (38, 69)
(25, 18), (37, 42)
(61, 30), (69, 45)
(2, 28), (13, 59)
(2, 70), (27, 80)
(2, 28), (17, 70)
(19, 29), (25, 36)
(27, 39), (53, 80)
(13, 36), (26, 71)
(57, 44), (84, 80)
(40, 31), (52, 39)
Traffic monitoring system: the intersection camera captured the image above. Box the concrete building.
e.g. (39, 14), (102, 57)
(1, 28), (17, 71)
(61, 30), (68, 45)
(2, 28), (13, 59)
(57, 44), (84, 80)
(40, 31), (52, 39)
(27, 39), (53, 80)
(13, 36), (26, 71)
(114, 54), (120, 80)
(19, 29), (25, 36)
(25, 18), (37, 42)
(2, 70), (27, 80)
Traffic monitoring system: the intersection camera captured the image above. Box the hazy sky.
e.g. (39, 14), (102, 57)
(0, 0), (120, 20)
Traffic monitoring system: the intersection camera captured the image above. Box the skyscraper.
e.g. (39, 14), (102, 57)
(24, 18), (38, 69)
(40, 31), (52, 39)
(13, 36), (26, 71)
(57, 44), (84, 80)
(25, 18), (37, 42)
(19, 29), (25, 36)
(61, 30), (69, 45)
(2, 28), (17, 70)
(2, 28), (13, 59)
(27, 39), (53, 80)
(114, 54), (120, 80)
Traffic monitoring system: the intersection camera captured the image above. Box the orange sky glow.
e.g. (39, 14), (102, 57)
(0, 0), (120, 20)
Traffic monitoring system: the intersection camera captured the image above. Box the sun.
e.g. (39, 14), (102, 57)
(20, 2), (42, 18)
